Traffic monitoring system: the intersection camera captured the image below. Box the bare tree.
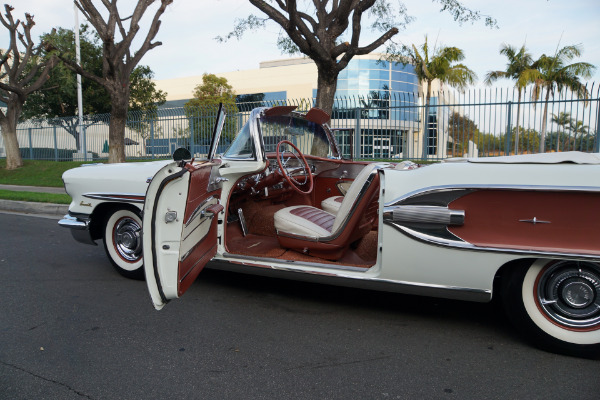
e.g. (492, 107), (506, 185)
(57, 0), (172, 163)
(0, 4), (57, 170)
(219, 0), (496, 117)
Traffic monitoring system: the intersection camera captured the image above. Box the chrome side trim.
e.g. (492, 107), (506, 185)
(392, 224), (600, 262)
(211, 257), (491, 302)
(383, 205), (464, 226)
(83, 193), (145, 203)
(385, 184), (600, 208)
(221, 252), (369, 272)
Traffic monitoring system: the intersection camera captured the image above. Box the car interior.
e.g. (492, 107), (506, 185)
(223, 152), (380, 269)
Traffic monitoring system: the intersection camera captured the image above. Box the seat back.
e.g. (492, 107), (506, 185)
(331, 163), (379, 234)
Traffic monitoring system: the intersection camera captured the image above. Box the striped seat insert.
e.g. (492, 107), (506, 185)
(289, 206), (335, 233)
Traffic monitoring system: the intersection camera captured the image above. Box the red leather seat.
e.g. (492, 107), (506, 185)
(274, 164), (380, 260)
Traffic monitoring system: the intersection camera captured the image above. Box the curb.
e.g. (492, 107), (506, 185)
(0, 199), (68, 217)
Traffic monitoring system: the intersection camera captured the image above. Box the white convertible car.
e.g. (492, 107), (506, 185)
(60, 105), (600, 358)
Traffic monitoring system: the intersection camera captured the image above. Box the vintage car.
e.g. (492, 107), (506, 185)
(61, 105), (600, 358)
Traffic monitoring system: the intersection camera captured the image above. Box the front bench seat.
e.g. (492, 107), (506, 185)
(274, 163), (380, 260)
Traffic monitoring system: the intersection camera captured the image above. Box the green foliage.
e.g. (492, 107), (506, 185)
(21, 25), (111, 120)
(184, 74), (238, 143)
(401, 35), (477, 101)
(530, 43), (596, 151)
(21, 25), (167, 146)
(435, 0), (497, 28)
(186, 74), (237, 106)
(532, 44), (596, 101)
(126, 65), (167, 138)
(484, 43), (535, 89)
(448, 112), (480, 155)
(18, 147), (98, 161)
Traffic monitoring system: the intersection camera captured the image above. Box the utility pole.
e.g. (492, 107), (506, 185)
(74, 2), (84, 154)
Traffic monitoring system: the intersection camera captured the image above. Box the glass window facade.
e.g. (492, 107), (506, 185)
(236, 91), (287, 111)
(333, 59), (419, 122)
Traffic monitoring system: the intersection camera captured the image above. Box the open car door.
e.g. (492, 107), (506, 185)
(142, 105), (226, 310)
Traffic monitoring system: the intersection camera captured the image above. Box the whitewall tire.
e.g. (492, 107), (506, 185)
(502, 259), (600, 358)
(103, 208), (144, 280)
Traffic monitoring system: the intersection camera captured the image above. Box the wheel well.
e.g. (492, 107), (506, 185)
(89, 202), (142, 241)
(491, 258), (536, 302)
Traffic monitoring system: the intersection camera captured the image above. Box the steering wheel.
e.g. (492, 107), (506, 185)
(276, 140), (314, 194)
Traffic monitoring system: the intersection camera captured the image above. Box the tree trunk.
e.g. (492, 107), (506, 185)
(539, 89), (551, 153)
(108, 90), (129, 163)
(315, 70), (338, 117)
(0, 102), (24, 170)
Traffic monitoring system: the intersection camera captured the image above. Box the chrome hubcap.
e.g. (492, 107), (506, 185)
(113, 217), (142, 262)
(536, 261), (600, 330)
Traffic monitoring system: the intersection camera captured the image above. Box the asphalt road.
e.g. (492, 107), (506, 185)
(1, 212), (598, 400)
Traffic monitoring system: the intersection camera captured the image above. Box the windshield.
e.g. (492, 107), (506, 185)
(223, 110), (336, 160)
(223, 120), (255, 159)
(259, 115), (332, 158)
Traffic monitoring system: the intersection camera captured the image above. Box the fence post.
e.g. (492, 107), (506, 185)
(189, 117), (195, 157)
(150, 119), (155, 159)
(354, 108), (361, 159)
(83, 125), (88, 161)
(595, 99), (600, 153)
(53, 126), (58, 161)
(28, 127), (33, 159)
(505, 101), (512, 155)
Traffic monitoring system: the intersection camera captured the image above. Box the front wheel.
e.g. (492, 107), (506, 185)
(502, 259), (600, 358)
(103, 208), (145, 280)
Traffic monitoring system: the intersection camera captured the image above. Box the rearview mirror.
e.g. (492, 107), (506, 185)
(172, 147), (191, 162)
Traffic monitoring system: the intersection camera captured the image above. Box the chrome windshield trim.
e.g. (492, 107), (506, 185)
(83, 193), (145, 203)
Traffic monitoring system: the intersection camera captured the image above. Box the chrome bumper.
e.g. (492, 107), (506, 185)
(58, 214), (97, 246)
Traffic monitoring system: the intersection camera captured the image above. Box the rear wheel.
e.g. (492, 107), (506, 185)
(502, 259), (600, 358)
(103, 208), (144, 280)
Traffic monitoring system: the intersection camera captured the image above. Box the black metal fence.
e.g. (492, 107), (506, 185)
(2, 84), (598, 162)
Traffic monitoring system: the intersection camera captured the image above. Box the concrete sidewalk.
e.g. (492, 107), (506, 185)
(0, 184), (69, 217)
(0, 184), (66, 194)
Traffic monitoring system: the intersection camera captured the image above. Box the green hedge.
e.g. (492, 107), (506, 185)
(19, 148), (99, 161)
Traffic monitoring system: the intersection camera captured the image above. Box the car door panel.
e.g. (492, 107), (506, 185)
(143, 161), (222, 310)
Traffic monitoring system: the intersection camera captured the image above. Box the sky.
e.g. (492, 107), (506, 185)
(3, 0), (600, 89)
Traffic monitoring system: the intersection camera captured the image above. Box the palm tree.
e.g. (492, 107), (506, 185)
(551, 111), (572, 151)
(403, 35), (476, 156)
(569, 119), (589, 150)
(531, 44), (596, 152)
(485, 43), (536, 154)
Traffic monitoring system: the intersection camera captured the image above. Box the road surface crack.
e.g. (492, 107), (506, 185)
(0, 360), (95, 399)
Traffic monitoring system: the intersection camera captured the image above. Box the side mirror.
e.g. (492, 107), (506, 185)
(172, 147), (191, 162)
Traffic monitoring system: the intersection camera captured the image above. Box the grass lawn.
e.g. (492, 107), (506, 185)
(0, 189), (72, 204)
(0, 159), (90, 187)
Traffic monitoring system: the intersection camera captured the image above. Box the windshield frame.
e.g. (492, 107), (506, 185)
(222, 107), (341, 162)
